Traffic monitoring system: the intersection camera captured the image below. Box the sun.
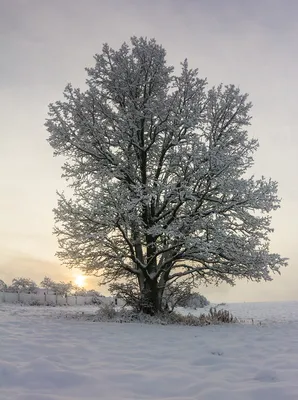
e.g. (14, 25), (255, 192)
(74, 275), (86, 288)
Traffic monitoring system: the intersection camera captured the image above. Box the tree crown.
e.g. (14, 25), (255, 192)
(46, 37), (287, 307)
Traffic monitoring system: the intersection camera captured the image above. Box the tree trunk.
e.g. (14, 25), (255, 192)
(139, 279), (162, 315)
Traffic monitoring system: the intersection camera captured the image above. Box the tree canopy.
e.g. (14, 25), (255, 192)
(46, 37), (287, 314)
(9, 278), (38, 294)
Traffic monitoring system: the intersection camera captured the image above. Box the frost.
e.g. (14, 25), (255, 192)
(46, 37), (287, 314)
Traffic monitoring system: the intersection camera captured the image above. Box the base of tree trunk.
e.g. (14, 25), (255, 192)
(140, 286), (162, 315)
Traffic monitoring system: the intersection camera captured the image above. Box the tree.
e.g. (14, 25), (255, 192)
(9, 278), (38, 294)
(177, 292), (210, 310)
(161, 279), (199, 312)
(40, 276), (74, 296)
(0, 279), (7, 291)
(51, 281), (73, 297)
(86, 289), (104, 304)
(72, 285), (87, 296)
(110, 281), (142, 312)
(40, 276), (54, 294)
(86, 289), (103, 297)
(46, 37), (287, 315)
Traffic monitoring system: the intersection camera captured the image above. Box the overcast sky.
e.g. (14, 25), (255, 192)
(0, 0), (297, 301)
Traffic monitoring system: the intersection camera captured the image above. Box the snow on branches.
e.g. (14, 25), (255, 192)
(46, 37), (287, 313)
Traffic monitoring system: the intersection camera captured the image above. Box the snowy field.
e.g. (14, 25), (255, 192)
(1, 302), (298, 400)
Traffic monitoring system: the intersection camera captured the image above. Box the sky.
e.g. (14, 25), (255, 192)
(0, 0), (297, 302)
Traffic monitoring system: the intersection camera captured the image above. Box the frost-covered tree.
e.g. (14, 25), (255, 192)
(72, 285), (87, 296)
(9, 278), (38, 294)
(177, 292), (210, 310)
(46, 37), (287, 314)
(87, 289), (103, 298)
(86, 289), (104, 304)
(0, 279), (7, 291)
(51, 281), (73, 297)
(40, 276), (54, 294)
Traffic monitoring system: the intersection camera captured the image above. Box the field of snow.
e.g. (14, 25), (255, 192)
(1, 302), (298, 400)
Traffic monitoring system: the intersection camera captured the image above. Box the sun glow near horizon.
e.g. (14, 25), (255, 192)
(74, 275), (86, 288)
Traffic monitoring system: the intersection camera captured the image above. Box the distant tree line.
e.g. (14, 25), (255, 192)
(0, 276), (209, 310)
(0, 276), (102, 298)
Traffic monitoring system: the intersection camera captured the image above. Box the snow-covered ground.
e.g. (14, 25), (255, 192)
(1, 302), (298, 400)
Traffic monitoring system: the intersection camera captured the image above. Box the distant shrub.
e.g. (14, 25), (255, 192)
(161, 281), (210, 311)
(0, 279), (7, 291)
(178, 293), (210, 309)
(153, 307), (236, 326)
(96, 303), (117, 321)
(28, 299), (43, 306)
(28, 299), (57, 307)
(109, 282), (141, 311)
(45, 300), (57, 307)
(91, 296), (103, 305)
(207, 307), (236, 323)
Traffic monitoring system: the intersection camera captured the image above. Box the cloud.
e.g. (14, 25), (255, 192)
(0, 251), (66, 284)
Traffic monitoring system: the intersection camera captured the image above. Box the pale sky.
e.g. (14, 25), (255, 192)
(0, 0), (297, 302)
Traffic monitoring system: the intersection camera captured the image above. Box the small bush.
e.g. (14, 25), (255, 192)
(27, 299), (57, 307)
(96, 303), (117, 321)
(199, 307), (237, 324)
(45, 300), (56, 307)
(160, 307), (236, 326)
(163, 283), (210, 311)
(183, 293), (210, 309)
(109, 282), (141, 311)
(91, 296), (102, 305)
(28, 299), (42, 306)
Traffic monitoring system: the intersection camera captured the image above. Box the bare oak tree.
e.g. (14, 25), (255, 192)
(46, 37), (287, 314)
